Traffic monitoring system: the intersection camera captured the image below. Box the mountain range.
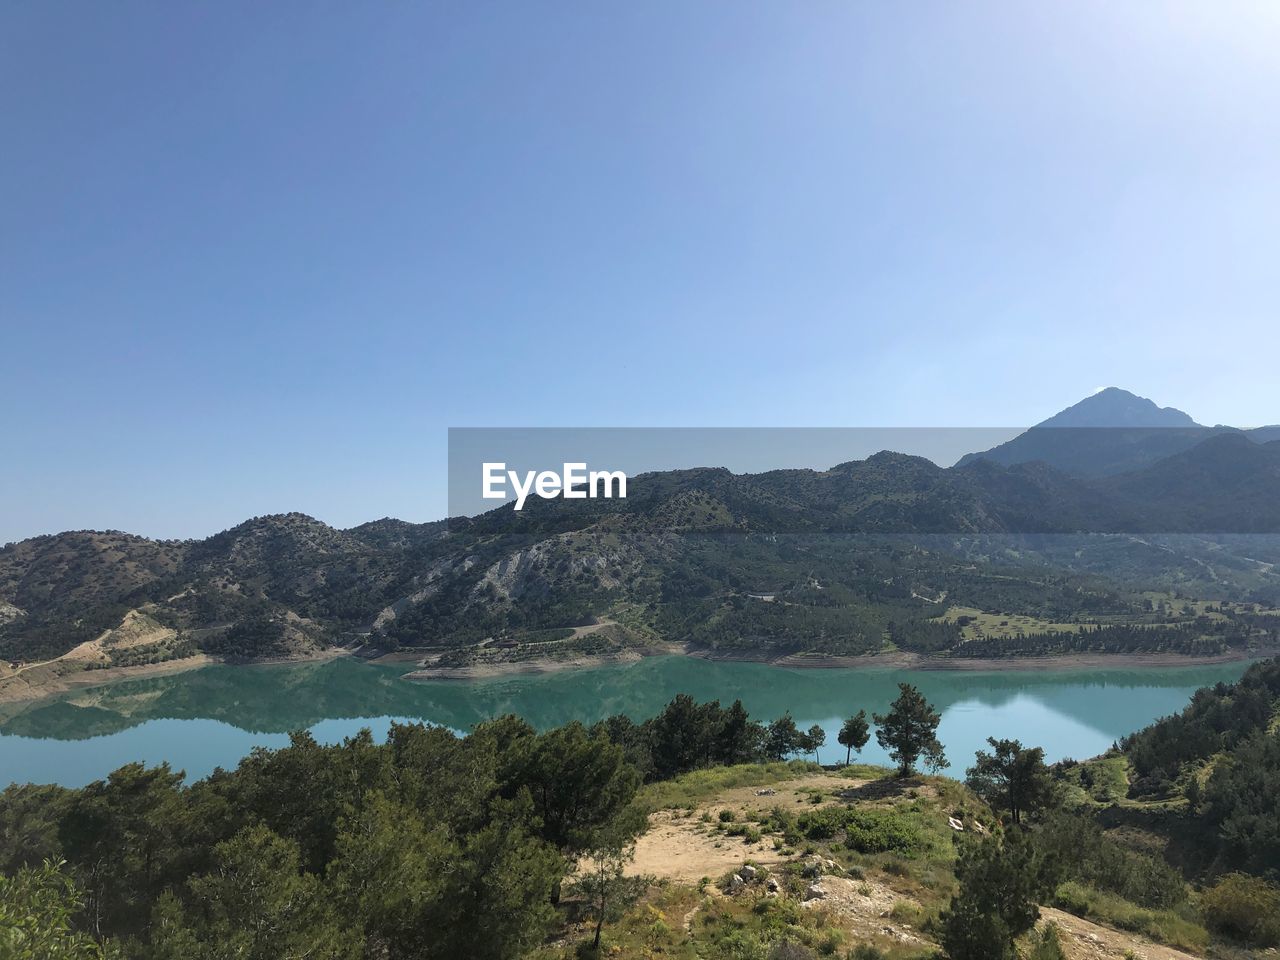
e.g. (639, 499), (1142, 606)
(959, 386), (1280, 477)
(2, 389), (1279, 687)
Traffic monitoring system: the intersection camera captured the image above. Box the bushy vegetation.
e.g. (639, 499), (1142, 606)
(1032, 811), (1187, 911)
(1117, 658), (1280, 876)
(1121, 658), (1280, 783)
(1053, 881), (1207, 952)
(1199, 872), (1280, 947)
(0, 719), (640, 959)
(793, 807), (922, 855)
(0, 860), (111, 959)
(1024, 924), (1066, 960)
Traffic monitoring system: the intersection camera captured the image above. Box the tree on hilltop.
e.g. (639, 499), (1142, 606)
(873, 684), (947, 776)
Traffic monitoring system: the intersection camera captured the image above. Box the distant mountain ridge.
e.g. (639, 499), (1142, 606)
(958, 387), (1277, 478)
(1038, 387), (1201, 429)
(2, 388), (1278, 685)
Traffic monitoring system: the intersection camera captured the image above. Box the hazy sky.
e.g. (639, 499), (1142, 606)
(4, 2), (1279, 542)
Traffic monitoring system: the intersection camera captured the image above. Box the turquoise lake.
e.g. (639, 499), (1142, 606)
(0, 656), (1252, 787)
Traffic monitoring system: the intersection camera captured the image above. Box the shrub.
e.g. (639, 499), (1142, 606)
(0, 860), (105, 960)
(793, 807), (921, 854)
(842, 810), (920, 855)
(797, 807), (844, 841)
(816, 928), (844, 954)
(1033, 811), (1186, 909)
(1026, 924), (1067, 960)
(1200, 873), (1280, 946)
(768, 942), (815, 960)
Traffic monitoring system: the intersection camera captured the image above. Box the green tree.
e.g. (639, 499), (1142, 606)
(940, 831), (1042, 960)
(646, 695), (716, 779)
(327, 791), (454, 959)
(501, 721), (642, 856)
(1202, 730), (1280, 874)
(0, 860), (112, 960)
(570, 828), (647, 953)
(56, 763), (188, 939)
(838, 711), (870, 766)
(442, 820), (562, 960)
(218, 729), (389, 875)
(965, 738), (1055, 825)
(800, 724), (826, 764)
(765, 714), (803, 761)
(181, 825), (357, 960)
(873, 684), (948, 776)
(1183, 771), (1202, 813)
(718, 699), (762, 765)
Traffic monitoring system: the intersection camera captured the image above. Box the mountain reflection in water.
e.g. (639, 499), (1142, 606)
(0, 655), (1251, 787)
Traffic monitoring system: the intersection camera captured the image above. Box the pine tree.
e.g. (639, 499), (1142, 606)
(873, 684), (948, 776)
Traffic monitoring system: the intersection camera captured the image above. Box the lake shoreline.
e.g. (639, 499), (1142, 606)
(690, 646), (1271, 673)
(0, 647), (348, 705)
(397, 642), (1271, 681)
(1, 641), (1268, 703)
(1, 651), (1258, 790)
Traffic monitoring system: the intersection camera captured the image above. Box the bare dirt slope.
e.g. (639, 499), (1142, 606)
(1038, 908), (1204, 960)
(630, 774), (866, 881)
(629, 771), (1209, 960)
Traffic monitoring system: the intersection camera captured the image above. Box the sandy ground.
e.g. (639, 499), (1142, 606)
(629, 774), (867, 882)
(629, 811), (786, 882)
(793, 882), (1208, 958)
(0, 643), (349, 704)
(401, 621), (681, 680)
(628, 772), (939, 952)
(0, 653), (215, 704)
(403, 648), (669, 681)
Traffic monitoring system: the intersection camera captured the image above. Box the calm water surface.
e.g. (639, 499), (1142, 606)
(0, 656), (1251, 787)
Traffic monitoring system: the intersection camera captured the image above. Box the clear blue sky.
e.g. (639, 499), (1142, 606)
(4, 2), (1279, 542)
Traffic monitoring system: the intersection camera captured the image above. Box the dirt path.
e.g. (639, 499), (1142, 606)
(568, 618), (617, 638)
